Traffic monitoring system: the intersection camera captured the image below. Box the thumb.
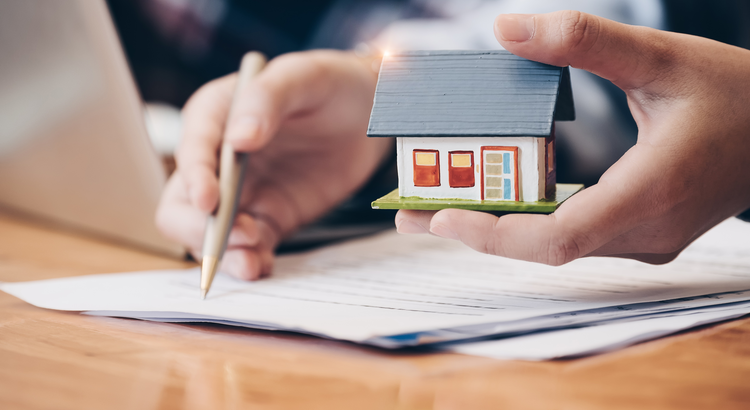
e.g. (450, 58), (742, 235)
(428, 208), (586, 266)
(494, 11), (672, 89)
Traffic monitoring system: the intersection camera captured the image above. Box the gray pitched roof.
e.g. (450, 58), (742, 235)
(367, 50), (574, 138)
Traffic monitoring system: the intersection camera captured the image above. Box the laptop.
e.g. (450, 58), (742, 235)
(0, 0), (183, 257)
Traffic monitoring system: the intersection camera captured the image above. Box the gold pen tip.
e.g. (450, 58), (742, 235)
(200, 256), (219, 300)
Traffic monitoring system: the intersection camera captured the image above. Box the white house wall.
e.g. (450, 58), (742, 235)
(397, 137), (546, 202)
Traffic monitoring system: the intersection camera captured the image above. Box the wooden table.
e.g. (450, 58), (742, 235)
(2, 213), (749, 410)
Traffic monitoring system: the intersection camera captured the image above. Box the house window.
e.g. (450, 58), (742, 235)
(413, 149), (440, 187)
(449, 151), (475, 188)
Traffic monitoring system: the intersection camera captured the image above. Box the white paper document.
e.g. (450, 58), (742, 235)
(2, 219), (750, 355)
(447, 300), (750, 360)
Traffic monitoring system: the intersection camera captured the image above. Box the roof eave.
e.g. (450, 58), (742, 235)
(366, 132), (552, 138)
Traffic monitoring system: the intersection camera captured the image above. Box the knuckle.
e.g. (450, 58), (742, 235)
(259, 51), (325, 105)
(543, 234), (583, 266)
(270, 50), (306, 66)
(558, 10), (600, 53)
(483, 217), (503, 256)
(268, 51), (324, 79)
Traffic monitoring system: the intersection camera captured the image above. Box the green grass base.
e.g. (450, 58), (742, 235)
(372, 183), (584, 213)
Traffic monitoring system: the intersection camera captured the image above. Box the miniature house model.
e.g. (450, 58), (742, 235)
(368, 50), (580, 212)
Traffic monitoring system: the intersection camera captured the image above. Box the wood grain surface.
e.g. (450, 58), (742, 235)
(1, 212), (749, 410)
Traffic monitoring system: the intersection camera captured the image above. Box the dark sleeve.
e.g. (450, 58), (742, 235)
(662, 0), (750, 48)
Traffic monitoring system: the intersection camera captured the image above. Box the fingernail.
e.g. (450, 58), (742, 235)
(430, 224), (460, 241)
(396, 220), (429, 234)
(226, 117), (261, 143)
(496, 14), (535, 42)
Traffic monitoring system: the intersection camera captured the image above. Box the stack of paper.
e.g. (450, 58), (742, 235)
(2, 218), (749, 359)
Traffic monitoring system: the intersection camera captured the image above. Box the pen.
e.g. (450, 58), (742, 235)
(200, 51), (267, 299)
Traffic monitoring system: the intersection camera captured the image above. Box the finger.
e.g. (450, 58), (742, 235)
(225, 51), (347, 151)
(395, 197), (676, 264)
(156, 172), (264, 255)
(493, 11), (674, 90)
(226, 212), (262, 248)
(258, 249), (275, 279)
(429, 207), (597, 266)
(219, 224), (277, 281)
(397, 203), (597, 265)
(425, 177), (645, 265)
(395, 210), (436, 234)
(176, 75), (236, 212)
(155, 172), (207, 252)
(426, 208), (568, 262)
(219, 248), (263, 281)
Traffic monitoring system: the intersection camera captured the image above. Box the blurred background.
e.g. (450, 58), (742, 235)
(107, 0), (750, 248)
(109, 0), (750, 108)
(109, 0), (750, 184)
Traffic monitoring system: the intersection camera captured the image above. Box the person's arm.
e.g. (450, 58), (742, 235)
(396, 11), (750, 265)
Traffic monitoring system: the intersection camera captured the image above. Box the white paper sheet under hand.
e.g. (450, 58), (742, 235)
(2, 219), (750, 350)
